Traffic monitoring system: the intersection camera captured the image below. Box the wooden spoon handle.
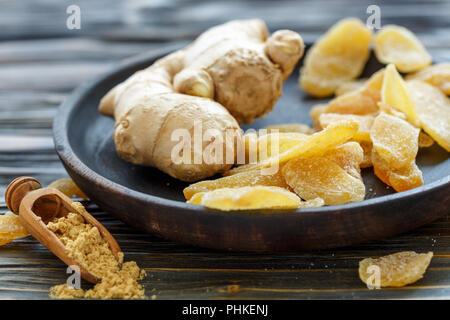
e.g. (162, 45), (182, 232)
(5, 177), (41, 214)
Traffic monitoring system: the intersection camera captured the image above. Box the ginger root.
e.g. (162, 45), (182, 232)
(99, 19), (304, 182)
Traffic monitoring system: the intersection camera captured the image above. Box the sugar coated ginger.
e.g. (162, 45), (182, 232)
(99, 19), (304, 182)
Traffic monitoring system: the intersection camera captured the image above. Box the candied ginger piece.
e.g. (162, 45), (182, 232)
(359, 251), (433, 287)
(406, 63), (450, 95)
(48, 178), (87, 199)
(382, 64), (419, 126)
(310, 104), (328, 131)
(0, 239), (13, 246)
(418, 131), (434, 148)
(324, 142), (364, 180)
(255, 132), (309, 162)
(407, 80), (450, 151)
(359, 141), (373, 168)
(282, 157), (365, 205)
(299, 18), (372, 97)
(310, 104), (328, 122)
(319, 113), (375, 142)
(377, 102), (408, 121)
(372, 149), (423, 192)
(243, 132), (309, 165)
(326, 69), (384, 115)
(370, 112), (419, 169)
(298, 198), (325, 208)
(226, 120), (359, 176)
(183, 170), (287, 200)
(194, 186), (301, 211)
(187, 192), (204, 205)
(0, 212), (29, 245)
(335, 79), (367, 96)
(374, 25), (431, 73)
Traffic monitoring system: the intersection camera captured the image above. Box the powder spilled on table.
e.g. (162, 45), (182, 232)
(48, 202), (146, 299)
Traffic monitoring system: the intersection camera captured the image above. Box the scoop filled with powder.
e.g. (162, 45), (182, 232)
(48, 202), (146, 299)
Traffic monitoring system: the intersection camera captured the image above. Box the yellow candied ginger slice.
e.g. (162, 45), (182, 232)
(191, 186), (302, 211)
(382, 64), (419, 126)
(299, 18), (372, 97)
(407, 80), (450, 151)
(374, 25), (431, 73)
(0, 212), (29, 245)
(282, 157), (365, 205)
(326, 69), (384, 115)
(371, 149), (423, 192)
(319, 113), (375, 142)
(370, 112), (419, 169)
(226, 120), (359, 176)
(49, 178), (87, 199)
(359, 251), (433, 287)
(406, 63), (450, 95)
(183, 169), (287, 200)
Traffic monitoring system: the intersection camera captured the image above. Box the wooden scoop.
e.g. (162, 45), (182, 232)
(5, 176), (122, 284)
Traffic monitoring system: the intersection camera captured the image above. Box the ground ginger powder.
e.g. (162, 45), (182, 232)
(48, 202), (146, 299)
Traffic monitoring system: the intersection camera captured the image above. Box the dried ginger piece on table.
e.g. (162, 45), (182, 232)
(407, 80), (450, 151)
(299, 18), (372, 97)
(282, 156), (365, 205)
(406, 63), (450, 95)
(359, 251), (433, 287)
(0, 239), (13, 246)
(190, 186), (302, 211)
(370, 112), (419, 170)
(374, 25), (431, 73)
(0, 212), (29, 246)
(48, 178), (87, 199)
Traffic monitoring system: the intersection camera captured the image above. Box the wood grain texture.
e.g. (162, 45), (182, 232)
(0, 0), (449, 299)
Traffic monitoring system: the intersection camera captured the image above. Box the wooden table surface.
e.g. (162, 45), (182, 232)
(1, 0), (449, 300)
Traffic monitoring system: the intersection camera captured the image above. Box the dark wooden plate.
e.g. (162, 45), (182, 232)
(53, 45), (450, 252)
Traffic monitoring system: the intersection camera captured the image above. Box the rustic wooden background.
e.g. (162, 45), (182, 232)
(1, 0), (450, 299)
